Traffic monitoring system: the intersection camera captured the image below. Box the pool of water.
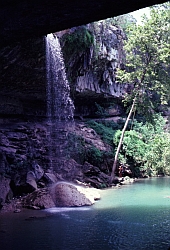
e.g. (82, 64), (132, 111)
(0, 177), (170, 250)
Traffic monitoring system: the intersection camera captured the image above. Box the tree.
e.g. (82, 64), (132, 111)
(113, 114), (170, 177)
(110, 13), (137, 33)
(110, 3), (170, 182)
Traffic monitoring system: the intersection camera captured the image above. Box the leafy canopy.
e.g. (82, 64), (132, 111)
(113, 114), (170, 176)
(117, 3), (170, 112)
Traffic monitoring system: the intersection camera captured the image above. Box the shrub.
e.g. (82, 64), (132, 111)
(113, 114), (170, 176)
(86, 120), (116, 146)
(86, 146), (103, 166)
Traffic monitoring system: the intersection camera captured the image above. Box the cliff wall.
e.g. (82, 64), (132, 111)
(59, 21), (131, 117)
(0, 21), (129, 119)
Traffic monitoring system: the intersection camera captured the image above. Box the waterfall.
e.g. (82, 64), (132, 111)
(46, 33), (74, 121)
(45, 34), (75, 171)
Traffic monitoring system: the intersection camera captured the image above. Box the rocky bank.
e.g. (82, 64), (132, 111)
(0, 119), (113, 212)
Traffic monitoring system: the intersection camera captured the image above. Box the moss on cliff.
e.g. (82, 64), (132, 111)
(61, 26), (94, 60)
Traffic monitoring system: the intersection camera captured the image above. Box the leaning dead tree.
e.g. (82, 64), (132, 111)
(110, 96), (136, 183)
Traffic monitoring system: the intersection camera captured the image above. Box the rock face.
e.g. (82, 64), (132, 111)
(0, 176), (11, 207)
(0, 120), (112, 206)
(0, 122), (49, 176)
(59, 22), (131, 117)
(0, 37), (46, 117)
(75, 22), (126, 97)
(0, 24), (128, 118)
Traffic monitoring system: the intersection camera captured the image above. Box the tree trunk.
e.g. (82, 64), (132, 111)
(110, 97), (136, 183)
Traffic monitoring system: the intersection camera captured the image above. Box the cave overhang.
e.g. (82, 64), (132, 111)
(0, 0), (166, 47)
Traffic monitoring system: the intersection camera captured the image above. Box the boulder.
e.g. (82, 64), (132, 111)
(23, 188), (55, 209)
(76, 186), (101, 201)
(26, 171), (37, 190)
(51, 182), (100, 207)
(33, 163), (44, 180)
(20, 182), (101, 210)
(44, 173), (58, 184)
(121, 176), (135, 185)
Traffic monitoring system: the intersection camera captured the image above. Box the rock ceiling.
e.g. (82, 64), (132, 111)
(0, 0), (166, 47)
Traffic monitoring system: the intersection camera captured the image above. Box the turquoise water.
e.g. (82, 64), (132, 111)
(0, 177), (170, 250)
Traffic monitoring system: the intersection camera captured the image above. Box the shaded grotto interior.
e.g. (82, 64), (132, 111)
(0, 0), (166, 47)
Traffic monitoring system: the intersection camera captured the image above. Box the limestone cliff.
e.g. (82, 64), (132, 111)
(0, 21), (129, 118)
(59, 21), (131, 117)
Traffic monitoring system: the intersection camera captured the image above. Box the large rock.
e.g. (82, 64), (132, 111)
(22, 182), (100, 209)
(26, 171), (37, 190)
(51, 182), (100, 207)
(23, 188), (55, 209)
(44, 173), (58, 184)
(33, 163), (44, 180)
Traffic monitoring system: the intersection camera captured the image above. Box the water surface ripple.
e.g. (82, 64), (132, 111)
(0, 177), (170, 250)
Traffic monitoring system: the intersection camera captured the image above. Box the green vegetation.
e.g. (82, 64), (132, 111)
(109, 14), (136, 33)
(61, 26), (94, 59)
(113, 114), (170, 176)
(86, 146), (103, 166)
(95, 103), (109, 118)
(86, 120), (122, 146)
(117, 3), (170, 109)
(110, 3), (170, 181)
(67, 133), (86, 164)
(67, 132), (112, 168)
(86, 113), (170, 177)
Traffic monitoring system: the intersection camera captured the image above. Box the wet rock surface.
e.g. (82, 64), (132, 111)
(0, 120), (112, 212)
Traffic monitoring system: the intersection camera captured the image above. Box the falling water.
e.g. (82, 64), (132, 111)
(45, 33), (75, 171)
(46, 33), (74, 121)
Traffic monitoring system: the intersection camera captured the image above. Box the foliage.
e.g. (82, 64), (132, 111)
(87, 120), (121, 146)
(110, 3), (170, 180)
(110, 14), (136, 33)
(117, 3), (170, 113)
(95, 102), (109, 118)
(113, 114), (170, 176)
(114, 129), (147, 164)
(67, 132), (113, 168)
(145, 133), (170, 175)
(86, 146), (103, 166)
(61, 26), (94, 59)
